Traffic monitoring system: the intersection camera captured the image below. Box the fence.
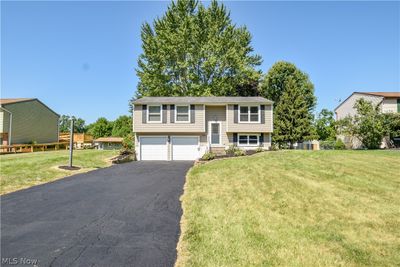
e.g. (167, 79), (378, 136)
(0, 142), (70, 154)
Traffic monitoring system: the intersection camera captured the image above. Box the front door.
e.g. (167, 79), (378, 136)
(209, 122), (221, 146)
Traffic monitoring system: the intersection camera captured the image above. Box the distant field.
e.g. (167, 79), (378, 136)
(0, 150), (118, 195)
(177, 150), (400, 267)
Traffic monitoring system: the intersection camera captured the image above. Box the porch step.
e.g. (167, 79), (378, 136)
(210, 147), (226, 156)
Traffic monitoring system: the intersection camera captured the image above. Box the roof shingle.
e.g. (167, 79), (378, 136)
(0, 98), (35, 105)
(132, 96), (273, 105)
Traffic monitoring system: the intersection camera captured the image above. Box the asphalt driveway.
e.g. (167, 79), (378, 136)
(1, 161), (193, 267)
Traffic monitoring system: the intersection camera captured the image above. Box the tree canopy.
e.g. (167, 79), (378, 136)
(59, 115), (86, 133)
(135, 0), (262, 98)
(112, 115), (133, 137)
(261, 61), (317, 146)
(86, 118), (113, 139)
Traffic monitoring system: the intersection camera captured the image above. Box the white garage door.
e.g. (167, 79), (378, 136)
(172, 137), (199, 160)
(140, 137), (168, 160)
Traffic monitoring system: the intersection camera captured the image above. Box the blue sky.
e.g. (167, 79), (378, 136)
(2, 1), (399, 123)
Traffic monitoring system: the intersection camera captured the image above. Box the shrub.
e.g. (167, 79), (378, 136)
(234, 150), (245, 157)
(334, 139), (346, 150)
(225, 145), (238, 156)
(320, 140), (335, 150)
(255, 147), (264, 153)
(122, 133), (134, 149)
(202, 152), (216, 161)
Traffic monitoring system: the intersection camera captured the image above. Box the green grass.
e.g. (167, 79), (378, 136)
(0, 150), (118, 195)
(177, 150), (400, 267)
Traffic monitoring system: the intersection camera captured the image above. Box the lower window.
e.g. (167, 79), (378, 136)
(238, 134), (259, 146)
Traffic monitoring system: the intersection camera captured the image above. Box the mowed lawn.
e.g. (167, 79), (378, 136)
(177, 150), (400, 267)
(0, 150), (118, 195)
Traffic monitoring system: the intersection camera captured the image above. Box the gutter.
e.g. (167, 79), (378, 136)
(0, 106), (12, 145)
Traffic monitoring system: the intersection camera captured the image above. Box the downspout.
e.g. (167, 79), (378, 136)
(0, 107), (12, 145)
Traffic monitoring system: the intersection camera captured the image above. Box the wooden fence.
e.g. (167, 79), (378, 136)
(0, 142), (70, 154)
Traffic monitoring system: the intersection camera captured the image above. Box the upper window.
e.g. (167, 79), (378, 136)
(176, 105), (190, 122)
(239, 106), (259, 123)
(148, 105), (162, 122)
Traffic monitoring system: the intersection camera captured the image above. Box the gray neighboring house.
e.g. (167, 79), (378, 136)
(132, 96), (274, 161)
(0, 98), (60, 145)
(335, 91), (400, 148)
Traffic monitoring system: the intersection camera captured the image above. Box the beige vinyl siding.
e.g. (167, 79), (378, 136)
(335, 93), (383, 120)
(381, 98), (399, 113)
(226, 104), (273, 133)
(134, 104), (205, 133)
(2, 100), (59, 144)
(205, 106), (229, 146)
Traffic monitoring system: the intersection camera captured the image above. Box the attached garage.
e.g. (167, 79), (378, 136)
(171, 136), (200, 160)
(140, 136), (168, 161)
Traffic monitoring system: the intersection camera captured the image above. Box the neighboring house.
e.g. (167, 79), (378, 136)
(334, 91), (400, 148)
(0, 98), (60, 145)
(335, 92), (400, 120)
(132, 96), (273, 161)
(94, 137), (123, 150)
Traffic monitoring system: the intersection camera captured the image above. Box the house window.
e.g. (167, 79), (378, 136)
(148, 105), (162, 122)
(239, 106), (259, 123)
(238, 134), (259, 146)
(175, 105), (190, 122)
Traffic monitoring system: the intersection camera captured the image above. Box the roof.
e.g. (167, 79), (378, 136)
(0, 98), (35, 105)
(0, 98), (60, 117)
(132, 96), (273, 105)
(334, 91), (399, 111)
(94, 137), (123, 143)
(357, 92), (400, 98)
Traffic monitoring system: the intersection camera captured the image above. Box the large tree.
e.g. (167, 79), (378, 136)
(273, 77), (316, 147)
(261, 61), (316, 111)
(135, 0), (262, 98)
(86, 117), (113, 139)
(112, 115), (132, 137)
(261, 61), (317, 146)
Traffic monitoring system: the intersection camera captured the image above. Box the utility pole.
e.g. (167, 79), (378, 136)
(69, 118), (74, 167)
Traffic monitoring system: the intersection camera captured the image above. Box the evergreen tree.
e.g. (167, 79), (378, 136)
(273, 77), (316, 147)
(261, 61), (316, 112)
(135, 0), (261, 98)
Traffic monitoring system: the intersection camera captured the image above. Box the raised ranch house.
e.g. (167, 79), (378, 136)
(335, 91), (400, 148)
(0, 98), (59, 145)
(132, 97), (273, 161)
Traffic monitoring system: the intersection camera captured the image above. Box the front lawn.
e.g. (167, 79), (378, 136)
(0, 150), (118, 195)
(177, 150), (400, 267)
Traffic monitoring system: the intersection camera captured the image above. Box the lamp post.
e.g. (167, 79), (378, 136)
(69, 118), (74, 167)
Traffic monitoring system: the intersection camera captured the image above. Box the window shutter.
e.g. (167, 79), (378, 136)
(142, 105), (147, 124)
(162, 105), (167, 123)
(260, 105), (265, 124)
(234, 105), (238, 123)
(259, 133), (264, 145)
(190, 105), (195, 123)
(397, 99), (400, 112)
(170, 105), (175, 123)
(233, 133), (238, 144)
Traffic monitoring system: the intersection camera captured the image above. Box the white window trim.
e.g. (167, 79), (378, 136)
(238, 134), (260, 146)
(208, 121), (222, 147)
(175, 105), (191, 123)
(147, 105), (162, 123)
(238, 105), (260, 123)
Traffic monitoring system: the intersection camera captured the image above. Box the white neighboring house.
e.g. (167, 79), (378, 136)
(334, 91), (400, 148)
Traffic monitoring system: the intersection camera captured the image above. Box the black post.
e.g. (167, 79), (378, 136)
(69, 118), (74, 167)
